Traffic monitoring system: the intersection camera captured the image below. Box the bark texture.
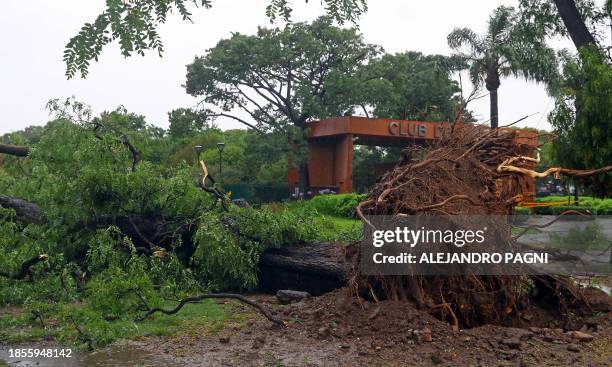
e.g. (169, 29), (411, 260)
(0, 195), (44, 224)
(0, 144), (30, 157)
(259, 242), (350, 295)
(553, 0), (597, 50)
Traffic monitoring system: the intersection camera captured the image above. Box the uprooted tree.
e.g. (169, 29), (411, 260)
(352, 124), (611, 329)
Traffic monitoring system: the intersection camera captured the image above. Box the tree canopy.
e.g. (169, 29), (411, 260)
(185, 17), (380, 132)
(183, 17), (380, 194)
(519, 0), (611, 51)
(362, 52), (467, 121)
(64, 0), (368, 78)
(448, 5), (558, 128)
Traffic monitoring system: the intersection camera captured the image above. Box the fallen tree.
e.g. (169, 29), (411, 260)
(352, 124), (611, 328)
(259, 242), (350, 295)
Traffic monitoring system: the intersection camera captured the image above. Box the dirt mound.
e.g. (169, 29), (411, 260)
(270, 288), (611, 365)
(137, 289), (611, 366)
(279, 287), (609, 342)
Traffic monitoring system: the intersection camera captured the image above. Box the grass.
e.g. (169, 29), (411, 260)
(272, 199), (363, 242)
(0, 299), (245, 349)
(316, 215), (362, 242)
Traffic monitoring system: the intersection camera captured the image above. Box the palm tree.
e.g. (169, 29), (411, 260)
(447, 6), (558, 128)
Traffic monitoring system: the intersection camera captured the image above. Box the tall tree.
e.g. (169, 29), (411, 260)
(184, 17), (380, 194)
(519, 0), (609, 53)
(519, 0), (611, 195)
(553, 0), (597, 48)
(547, 48), (611, 196)
(362, 52), (467, 121)
(64, 0), (367, 78)
(447, 6), (558, 128)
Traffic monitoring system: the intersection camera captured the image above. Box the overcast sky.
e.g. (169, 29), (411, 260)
(0, 0), (569, 135)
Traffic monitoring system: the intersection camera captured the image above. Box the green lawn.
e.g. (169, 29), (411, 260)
(313, 215), (362, 242)
(0, 299), (250, 349)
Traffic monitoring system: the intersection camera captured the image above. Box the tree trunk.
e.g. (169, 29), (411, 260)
(0, 195), (43, 224)
(0, 196), (351, 294)
(297, 125), (310, 199)
(489, 88), (499, 129)
(0, 144), (30, 157)
(485, 69), (501, 129)
(553, 0), (597, 50)
(298, 162), (309, 199)
(259, 242), (349, 295)
(573, 180), (579, 205)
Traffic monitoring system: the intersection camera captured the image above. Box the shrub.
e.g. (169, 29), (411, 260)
(514, 207), (530, 215)
(534, 196), (612, 215)
(307, 193), (367, 218)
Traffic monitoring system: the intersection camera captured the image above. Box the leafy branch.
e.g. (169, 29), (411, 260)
(64, 0), (367, 78)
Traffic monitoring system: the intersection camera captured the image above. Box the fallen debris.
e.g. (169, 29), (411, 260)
(135, 293), (284, 326)
(276, 290), (311, 304)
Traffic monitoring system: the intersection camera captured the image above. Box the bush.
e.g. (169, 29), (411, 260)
(533, 204), (598, 215)
(514, 207), (530, 215)
(307, 193), (367, 218)
(535, 196), (612, 214)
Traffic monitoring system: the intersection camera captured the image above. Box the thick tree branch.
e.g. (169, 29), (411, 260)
(0, 195), (44, 224)
(211, 113), (265, 133)
(0, 143), (30, 157)
(135, 293), (284, 326)
(119, 135), (141, 172)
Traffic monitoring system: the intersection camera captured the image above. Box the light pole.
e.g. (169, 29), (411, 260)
(217, 142), (225, 182)
(194, 145), (203, 163)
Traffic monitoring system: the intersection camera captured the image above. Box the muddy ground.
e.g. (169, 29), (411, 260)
(131, 288), (611, 367)
(2, 287), (610, 367)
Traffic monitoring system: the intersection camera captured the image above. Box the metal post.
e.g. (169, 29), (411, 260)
(217, 142), (225, 182)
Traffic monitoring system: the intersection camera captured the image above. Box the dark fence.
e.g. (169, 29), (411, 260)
(222, 183), (290, 204)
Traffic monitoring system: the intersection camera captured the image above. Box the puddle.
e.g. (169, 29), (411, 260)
(0, 343), (179, 367)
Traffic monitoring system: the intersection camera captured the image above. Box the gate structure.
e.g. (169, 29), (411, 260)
(287, 116), (538, 198)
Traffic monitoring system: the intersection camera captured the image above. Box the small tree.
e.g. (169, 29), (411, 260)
(447, 6), (558, 128)
(184, 17), (381, 194)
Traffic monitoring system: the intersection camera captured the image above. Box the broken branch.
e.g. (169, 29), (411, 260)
(135, 293), (284, 326)
(0, 254), (49, 280)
